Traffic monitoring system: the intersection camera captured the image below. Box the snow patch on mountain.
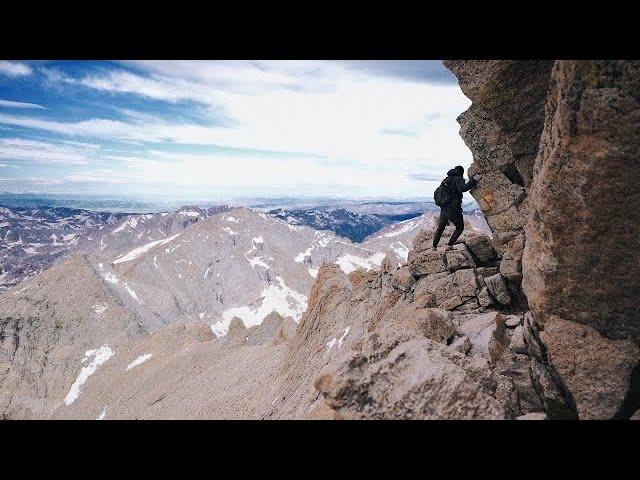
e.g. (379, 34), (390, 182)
(335, 252), (386, 274)
(294, 231), (334, 262)
(64, 345), (114, 406)
(179, 211), (200, 217)
(112, 233), (181, 264)
(98, 264), (119, 285)
(391, 242), (410, 261)
(124, 282), (141, 303)
(112, 217), (138, 234)
(97, 406), (108, 420)
(380, 217), (422, 238)
(338, 326), (350, 348)
(126, 353), (153, 371)
(212, 276), (307, 336)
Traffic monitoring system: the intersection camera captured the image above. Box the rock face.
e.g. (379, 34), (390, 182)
(0, 255), (141, 419)
(315, 337), (503, 420)
(266, 230), (544, 420)
(523, 61), (640, 344)
(443, 60), (553, 303)
(539, 316), (639, 420)
(444, 60), (640, 419)
(408, 229), (509, 313)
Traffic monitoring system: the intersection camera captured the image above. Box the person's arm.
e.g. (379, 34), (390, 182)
(453, 176), (478, 193)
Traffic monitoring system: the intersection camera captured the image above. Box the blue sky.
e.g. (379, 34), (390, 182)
(0, 60), (471, 201)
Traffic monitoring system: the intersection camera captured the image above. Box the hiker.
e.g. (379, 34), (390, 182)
(432, 165), (480, 250)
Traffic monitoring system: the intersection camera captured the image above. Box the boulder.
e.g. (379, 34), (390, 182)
(509, 325), (527, 354)
(499, 233), (525, 283)
(392, 266), (415, 292)
(418, 275), (464, 310)
(463, 233), (498, 265)
(495, 377), (520, 419)
(381, 252), (398, 274)
(408, 249), (447, 277)
(315, 337), (504, 420)
(450, 335), (472, 355)
(539, 316), (640, 420)
(406, 306), (456, 344)
(445, 249), (475, 271)
(456, 311), (501, 358)
(474, 267), (499, 285)
(501, 355), (545, 415)
(477, 286), (493, 308)
(488, 314), (510, 365)
(454, 268), (478, 298)
(484, 273), (512, 305)
(505, 315), (521, 328)
(455, 298), (480, 312)
(522, 313), (577, 419)
(529, 357), (576, 420)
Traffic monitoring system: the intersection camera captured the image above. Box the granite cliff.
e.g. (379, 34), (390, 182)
(442, 60), (640, 419)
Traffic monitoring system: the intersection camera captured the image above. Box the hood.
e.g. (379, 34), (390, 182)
(447, 168), (462, 177)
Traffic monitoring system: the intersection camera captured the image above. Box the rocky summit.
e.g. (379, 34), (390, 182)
(1, 60), (638, 420)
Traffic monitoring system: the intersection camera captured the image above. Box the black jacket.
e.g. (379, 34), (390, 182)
(445, 168), (477, 208)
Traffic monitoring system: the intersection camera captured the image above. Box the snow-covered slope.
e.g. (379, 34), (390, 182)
(98, 208), (436, 336)
(0, 204), (229, 292)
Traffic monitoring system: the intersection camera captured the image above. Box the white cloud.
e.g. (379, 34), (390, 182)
(0, 176), (64, 185)
(0, 79), (469, 166)
(0, 61), (32, 77)
(0, 61), (473, 197)
(0, 99), (46, 109)
(0, 138), (96, 164)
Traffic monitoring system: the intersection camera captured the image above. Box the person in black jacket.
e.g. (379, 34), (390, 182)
(432, 165), (480, 249)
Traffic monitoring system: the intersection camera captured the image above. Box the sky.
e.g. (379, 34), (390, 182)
(0, 60), (472, 201)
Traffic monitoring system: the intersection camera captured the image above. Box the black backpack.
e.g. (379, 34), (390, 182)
(434, 176), (455, 207)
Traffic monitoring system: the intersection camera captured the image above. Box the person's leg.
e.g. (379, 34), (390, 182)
(432, 209), (449, 248)
(447, 209), (465, 246)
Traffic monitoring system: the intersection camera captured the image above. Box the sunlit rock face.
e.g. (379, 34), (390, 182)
(444, 60), (640, 419)
(443, 60), (553, 304)
(523, 61), (640, 343)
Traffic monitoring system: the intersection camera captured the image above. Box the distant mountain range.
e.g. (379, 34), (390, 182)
(1, 198), (490, 292)
(266, 208), (422, 242)
(0, 199), (493, 419)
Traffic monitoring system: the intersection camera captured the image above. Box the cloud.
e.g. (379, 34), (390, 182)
(407, 173), (444, 181)
(0, 99), (46, 109)
(0, 138), (96, 164)
(46, 61), (455, 109)
(342, 61), (458, 84)
(122, 60), (342, 94)
(0, 176), (64, 185)
(381, 128), (418, 137)
(0, 60), (473, 198)
(0, 61), (33, 77)
(0, 77), (469, 164)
